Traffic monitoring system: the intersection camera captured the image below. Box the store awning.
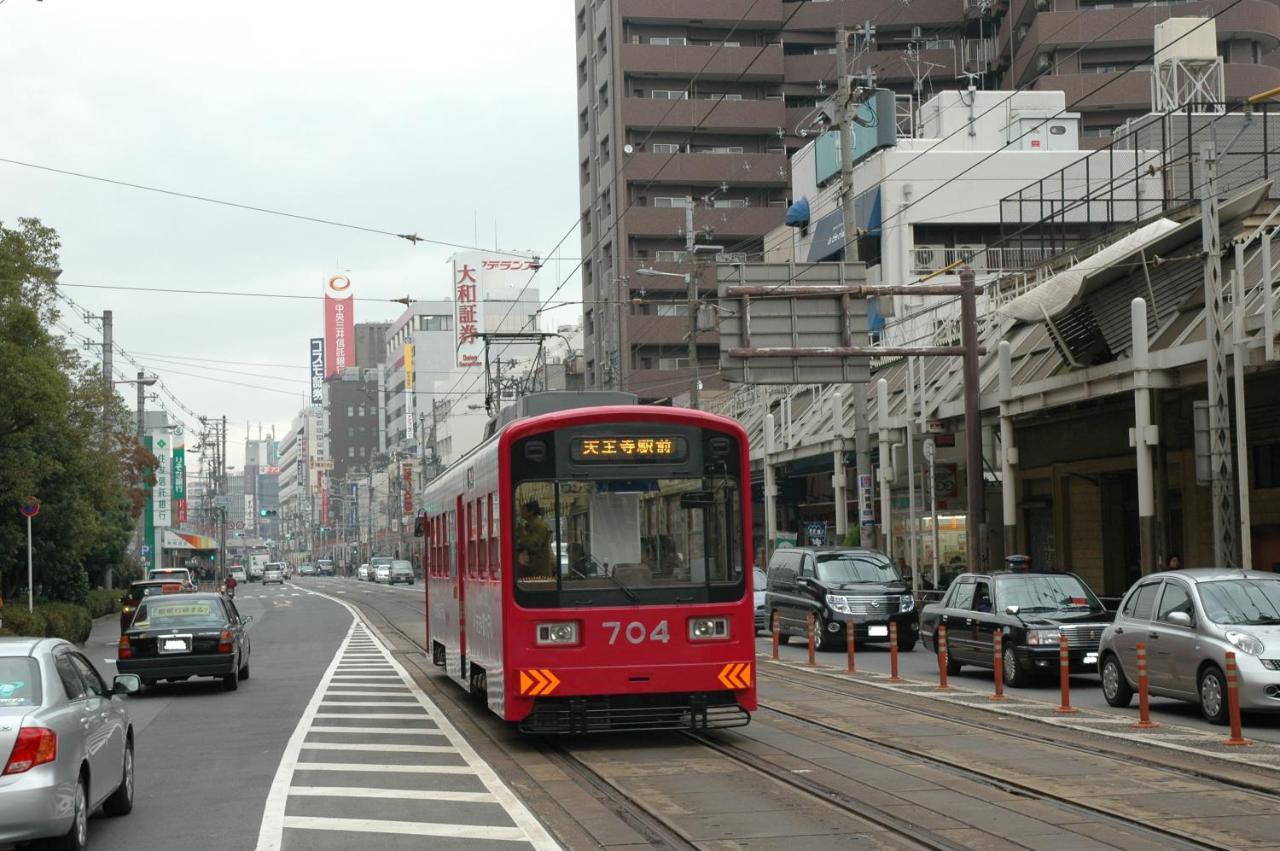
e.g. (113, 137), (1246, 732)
(804, 189), (882, 262)
(162, 530), (217, 550)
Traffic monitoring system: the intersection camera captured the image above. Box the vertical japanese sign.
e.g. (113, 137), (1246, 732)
(319, 474), (329, 530)
(402, 462), (414, 514)
(324, 275), (354, 377)
(172, 428), (187, 524)
(453, 262), (481, 367)
(310, 337), (325, 410)
(350, 481), (359, 528)
(152, 431), (172, 529)
(244, 494), (255, 534)
(403, 342), (415, 439)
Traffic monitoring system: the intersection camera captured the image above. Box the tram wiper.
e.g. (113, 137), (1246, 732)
(605, 569), (640, 602)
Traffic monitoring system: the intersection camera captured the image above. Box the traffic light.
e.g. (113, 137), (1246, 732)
(258, 508), (278, 517)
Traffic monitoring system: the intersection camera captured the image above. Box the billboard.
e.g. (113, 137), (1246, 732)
(450, 251), (540, 368)
(152, 430), (172, 528)
(172, 429), (186, 524)
(402, 462), (414, 514)
(309, 337), (325, 405)
(324, 275), (354, 377)
(403, 342), (415, 439)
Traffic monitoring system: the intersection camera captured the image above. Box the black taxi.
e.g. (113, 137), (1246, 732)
(919, 569), (1113, 686)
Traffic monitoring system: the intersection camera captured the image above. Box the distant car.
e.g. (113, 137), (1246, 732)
(765, 547), (918, 651)
(298, 564), (316, 577)
(0, 637), (139, 849)
(753, 568), (768, 634)
(228, 567), (248, 583)
(373, 564), (391, 584)
(357, 564), (370, 581)
(120, 580), (186, 633)
(146, 567), (196, 592)
(920, 569), (1112, 687)
(370, 556), (392, 573)
(1099, 568), (1280, 724)
(117, 593), (252, 692)
(262, 563), (286, 585)
(388, 560), (415, 585)
(247, 564), (264, 582)
(316, 560), (335, 577)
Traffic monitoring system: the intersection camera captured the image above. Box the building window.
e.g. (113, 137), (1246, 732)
(347, 405), (354, 416)
(655, 250), (682, 261)
(598, 81), (609, 108)
(1255, 443), (1280, 488)
(654, 197), (690, 208)
(348, 447), (355, 458)
(649, 36), (687, 46)
(703, 93), (743, 101)
(651, 89), (688, 100)
(655, 303), (689, 317)
(597, 29), (607, 56)
(713, 198), (749, 208)
(651, 142), (680, 154)
(701, 146), (745, 154)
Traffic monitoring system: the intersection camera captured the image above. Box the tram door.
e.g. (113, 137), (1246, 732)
(456, 495), (467, 671)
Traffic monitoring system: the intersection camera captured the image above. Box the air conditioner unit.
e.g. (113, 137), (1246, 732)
(955, 244), (989, 271)
(914, 244), (946, 272)
(1036, 52), (1053, 73)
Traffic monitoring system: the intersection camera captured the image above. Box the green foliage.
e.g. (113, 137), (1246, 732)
(0, 606), (47, 638)
(37, 602), (93, 644)
(86, 589), (124, 618)
(842, 526), (861, 547)
(0, 218), (145, 603)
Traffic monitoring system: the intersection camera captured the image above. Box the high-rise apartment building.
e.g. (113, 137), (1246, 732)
(575, 0), (1280, 400)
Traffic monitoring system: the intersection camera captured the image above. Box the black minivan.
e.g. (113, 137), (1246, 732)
(765, 547), (918, 651)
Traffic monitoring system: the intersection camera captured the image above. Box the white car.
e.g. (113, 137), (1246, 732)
(262, 563), (286, 585)
(374, 565), (391, 584)
(357, 564), (370, 581)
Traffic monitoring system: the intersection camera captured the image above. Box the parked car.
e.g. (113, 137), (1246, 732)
(0, 638), (138, 849)
(316, 559), (335, 577)
(373, 564), (391, 584)
(920, 570), (1113, 686)
(356, 563), (370, 581)
(120, 579), (186, 632)
(1099, 568), (1280, 724)
(228, 567), (248, 583)
(388, 560), (415, 585)
(146, 567), (196, 592)
(117, 593), (251, 692)
(764, 547), (918, 651)
(297, 563), (316, 577)
(262, 563), (286, 585)
(247, 564), (264, 582)
(753, 568), (768, 634)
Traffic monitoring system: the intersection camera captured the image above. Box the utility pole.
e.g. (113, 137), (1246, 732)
(960, 268), (985, 571)
(101, 310), (113, 391)
(135, 371), (146, 438)
(833, 25), (876, 548)
(1200, 142), (1239, 567)
(685, 197), (699, 409)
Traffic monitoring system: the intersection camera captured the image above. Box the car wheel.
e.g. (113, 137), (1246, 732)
(239, 658), (250, 679)
(1002, 644), (1028, 687)
(814, 619), (838, 652)
(897, 630), (918, 652)
(222, 665), (240, 692)
(945, 640), (962, 675)
(103, 740), (134, 816)
(1199, 665), (1229, 725)
(47, 773), (88, 851)
(1101, 655), (1133, 708)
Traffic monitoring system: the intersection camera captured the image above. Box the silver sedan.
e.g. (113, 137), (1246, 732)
(1098, 569), (1280, 723)
(0, 637), (140, 849)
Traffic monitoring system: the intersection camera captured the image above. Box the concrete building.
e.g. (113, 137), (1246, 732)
(574, 0), (1280, 399)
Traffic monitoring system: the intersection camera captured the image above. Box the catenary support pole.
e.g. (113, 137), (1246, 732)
(1132, 299), (1157, 574)
(27, 514), (34, 613)
(102, 311), (114, 591)
(135, 371), (146, 439)
(906, 358), (918, 596)
(685, 198), (699, 410)
(960, 267), (984, 571)
(832, 391), (848, 539)
(998, 340), (1018, 560)
(1232, 246), (1253, 568)
(878, 379), (893, 560)
(764, 413), (778, 567)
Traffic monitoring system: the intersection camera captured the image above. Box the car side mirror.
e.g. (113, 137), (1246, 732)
(241, 615), (253, 626)
(1166, 611), (1192, 628)
(1004, 605), (1020, 615)
(112, 674), (142, 695)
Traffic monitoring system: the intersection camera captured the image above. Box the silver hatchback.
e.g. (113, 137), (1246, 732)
(0, 637), (140, 848)
(1098, 569), (1280, 723)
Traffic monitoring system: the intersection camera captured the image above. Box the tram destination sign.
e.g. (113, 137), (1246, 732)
(570, 436), (688, 463)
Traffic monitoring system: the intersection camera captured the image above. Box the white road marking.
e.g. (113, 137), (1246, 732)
(324, 688), (412, 694)
(308, 726), (446, 736)
(313, 712), (432, 720)
(329, 674), (399, 680)
(293, 762), (475, 775)
(319, 700), (421, 707)
(282, 816), (527, 842)
(289, 786), (496, 803)
(300, 742), (455, 754)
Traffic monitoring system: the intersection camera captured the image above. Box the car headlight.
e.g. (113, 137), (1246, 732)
(1026, 628), (1061, 646)
(1226, 631), (1265, 657)
(825, 594), (851, 614)
(535, 622), (579, 646)
(688, 617), (730, 640)
(899, 596), (915, 613)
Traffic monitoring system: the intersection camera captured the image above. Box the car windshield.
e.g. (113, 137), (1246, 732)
(996, 574), (1102, 613)
(391, 562), (412, 572)
(132, 599), (225, 629)
(815, 553), (902, 584)
(132, 584), (172, 598)
(1198, 579), (1280, 625)
(0, 658), (41, 708)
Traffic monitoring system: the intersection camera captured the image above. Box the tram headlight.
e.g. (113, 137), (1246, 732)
(688, 617), (730, 641)
(535, 621), (579, 646)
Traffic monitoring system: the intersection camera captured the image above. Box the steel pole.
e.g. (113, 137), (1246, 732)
(960, 268), (984, 571)
(877, 378), (893, 560)
(906, 358), (918, 596)
(1132, 298), (1157, 574)
(135, 371), (145, 438)
(27, 514), (34, 612)
(998, 341), (1018, 559)
(1232, 246), (1253, 567)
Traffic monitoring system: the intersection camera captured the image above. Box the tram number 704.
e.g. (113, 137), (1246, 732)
(602, 620), (670, 645)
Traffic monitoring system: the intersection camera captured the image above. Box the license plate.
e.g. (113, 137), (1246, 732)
(162, 639), (189, 653)
(1083, 653), (1098, 666)
(868, 625), (889, 637)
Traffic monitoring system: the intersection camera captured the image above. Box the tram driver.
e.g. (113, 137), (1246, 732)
(515, 500), (555, 579)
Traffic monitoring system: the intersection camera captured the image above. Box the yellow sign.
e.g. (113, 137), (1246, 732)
(571, 436), (686, 462)
(717, 662), (751, 690)
(518, 668), (561, 696)
(403, 343), (415, 391)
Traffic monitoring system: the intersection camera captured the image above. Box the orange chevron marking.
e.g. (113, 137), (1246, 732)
(520, 669), (560, 696)
(519, 671), (533, 695)
(718, 662), (752, 690)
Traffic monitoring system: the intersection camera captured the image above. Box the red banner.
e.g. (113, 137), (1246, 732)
(324, 275), (355, 377)
(176, 500), (187, 523)
(319, 475), (329, 529)
(402, 462), (414, 513)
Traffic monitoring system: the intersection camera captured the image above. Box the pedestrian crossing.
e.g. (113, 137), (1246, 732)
(257, 621), (559, 850)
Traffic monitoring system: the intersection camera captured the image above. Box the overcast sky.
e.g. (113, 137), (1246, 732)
(1, 0), (581, 466)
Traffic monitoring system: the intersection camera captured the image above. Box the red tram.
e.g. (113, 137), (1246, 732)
(422, 395), (756, 733)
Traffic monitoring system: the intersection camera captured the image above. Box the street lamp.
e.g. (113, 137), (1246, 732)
(635, 267), (700, 409)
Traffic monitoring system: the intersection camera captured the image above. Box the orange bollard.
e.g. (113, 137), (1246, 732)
(806, 612), (817, 667)
(845, 617), (856, 674)
(1224, 652), (1250, 746)
(936, 623), (951, 690)
(888, 621), (903, 682)
(771, 611), (780, 661)
(991, 629), (1006, 701)
(1056, 632), (1077, 713)
(1134, 642), (1158, 728)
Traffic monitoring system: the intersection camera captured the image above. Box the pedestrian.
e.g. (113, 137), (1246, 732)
(1166, 553), (1183, 570)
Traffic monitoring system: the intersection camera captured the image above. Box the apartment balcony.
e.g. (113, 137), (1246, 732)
(1032, 64), (1280, 113)
(621, 42), (784, 81)
(621, 96), (786, 133)
(910, 245), (1052, 275)
(785, 0), (962, 32)
(619, 0), (784, 29)
(784, 47), (961, 84)
(626, 204), (785, 239)
(623, 151), (789, 186)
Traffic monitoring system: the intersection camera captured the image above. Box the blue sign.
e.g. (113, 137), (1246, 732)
(806, 522), (827, 547)
(140, 544), (152, 556)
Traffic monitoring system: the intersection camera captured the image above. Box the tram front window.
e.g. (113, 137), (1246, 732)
(514, 478), (743, 603)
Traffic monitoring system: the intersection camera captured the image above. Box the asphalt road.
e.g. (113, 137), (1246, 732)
(84, 583), (351, 850)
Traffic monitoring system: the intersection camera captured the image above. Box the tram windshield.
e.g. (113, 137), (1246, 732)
(514, 476), (744, 605)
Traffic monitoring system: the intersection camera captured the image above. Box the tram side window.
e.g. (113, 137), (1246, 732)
(488, 493), (500, 579)
(476, 497), (487, 578)
(448, 509), (458, 577)
(466, 501), (475, 578)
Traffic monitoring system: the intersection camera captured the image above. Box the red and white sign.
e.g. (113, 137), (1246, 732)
(402, 462), (414, 513)
(324, 275), (355, 377)
(450, 250), (540, 369)
(454, 263), (481, 368)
